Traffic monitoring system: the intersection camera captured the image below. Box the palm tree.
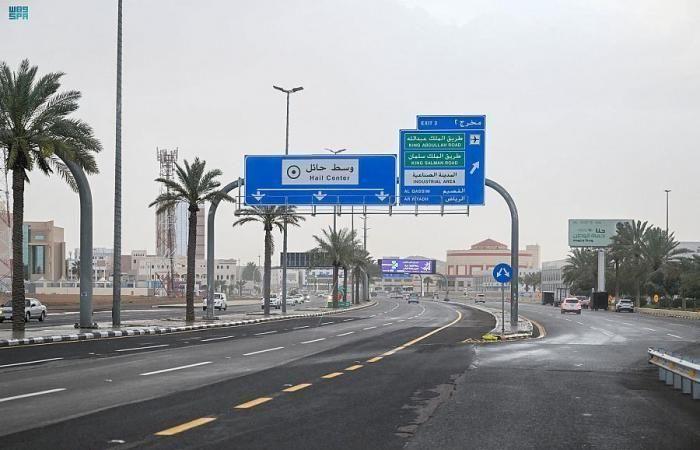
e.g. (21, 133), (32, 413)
(349, 246), (373, 304)
(611, 220), (649, 306)
(235, 279), (246, 296)
(641, 227), (688, 299)
(562, 248), (597, 294)
(0, 60), (102, 331)
(424, 276), (433, 295)
(150, 158), (232, 322)
(312, 227), (358, 308)
(233, 206), (304, 315)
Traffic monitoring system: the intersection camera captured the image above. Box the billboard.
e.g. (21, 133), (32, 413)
(378, 258), (436, 274)
(568, 219), (631, 248)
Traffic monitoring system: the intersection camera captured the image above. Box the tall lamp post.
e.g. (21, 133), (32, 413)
(112, 0), (123, 326)
(664, 189), (671, 236)
(273, 85), (303, 314)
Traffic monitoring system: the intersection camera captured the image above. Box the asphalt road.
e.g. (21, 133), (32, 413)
(408, 300), (700, 449)
(0, 296), (494, 449)
(2, 298), (698, 449)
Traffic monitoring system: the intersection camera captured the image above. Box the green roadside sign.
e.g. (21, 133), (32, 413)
(402, 132), (467, 150)
(404, 151), (465, 168)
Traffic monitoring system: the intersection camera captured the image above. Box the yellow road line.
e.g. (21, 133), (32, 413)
(366, 356), (383, 363)
(234, 397), (273, 409)
(155, 417), (216, 436)
(321, 372), (344, 379)
(402, 310), (463, 348)
(283, 383), (312, 392)
(344, 364), (363, 371)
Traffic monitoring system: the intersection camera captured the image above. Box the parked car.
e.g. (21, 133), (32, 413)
(202, 292), (228, 311)
(1, 298), (47, 322)
(261, 294), (281, 310)
(615, 298), (635, 313)
(577, 296), (590, 309)
(407, 293), (420, 304)
(475, 293), (486, 304)
(560, 297), (582, 314)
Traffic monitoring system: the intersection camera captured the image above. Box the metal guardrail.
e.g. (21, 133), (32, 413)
(648, 348), (700, 400)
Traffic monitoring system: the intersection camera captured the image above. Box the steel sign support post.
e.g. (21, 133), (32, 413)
(206, 178), (243, 320)
(485, 179), (519, 327)
(501, 282), (505, 335)
(61, 158), (95, 329)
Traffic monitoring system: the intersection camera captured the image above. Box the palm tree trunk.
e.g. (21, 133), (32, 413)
(263, 226), (272, 316)
(343, 267), (348, 303)
(614, 260), (620, 299)
(11, 168), (26, 332)
(332, 264), (339, 308)
(185, 205), (198, 322)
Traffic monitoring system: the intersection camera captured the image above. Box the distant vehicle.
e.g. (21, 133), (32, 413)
(560, 297), (582, 314)
(261, 294), (281, 310)
(553, 296), (564, 307)
(615, 298), (635, 313)
(542, 291), (554, 306)
(407, 293), (420, 304)
(370, 292), (378, 298)
(303, 293), (310, 302)
(1, 298), (47, 322)
(202, 292), (228, 311)
(433, 292), (439, 299)
(576, 295), (590, 309)
(475, 293), (486, 304)
(390, 292), (403, 299)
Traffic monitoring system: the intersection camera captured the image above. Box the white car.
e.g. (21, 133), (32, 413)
(202, 292), (228, 311)
(261, 294), (281, 310)
(615, 298), (635, 313)
(1, 298), (47, 322)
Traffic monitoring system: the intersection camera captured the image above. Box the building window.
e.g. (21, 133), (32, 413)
(31, 245), (46, 275)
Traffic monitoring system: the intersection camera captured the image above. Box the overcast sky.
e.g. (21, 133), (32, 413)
(3, 0), (699, 265)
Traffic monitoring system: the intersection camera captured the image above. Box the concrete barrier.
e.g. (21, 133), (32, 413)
(639, 308), (700, 320)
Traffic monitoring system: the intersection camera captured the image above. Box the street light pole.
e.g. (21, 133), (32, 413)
(273, 85), (303, 315)
(664, 189), (671, 236)
(112, 0), (123, 327)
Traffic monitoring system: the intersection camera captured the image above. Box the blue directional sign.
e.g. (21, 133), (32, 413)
(417, 115), (486, 131)
(244, 155), (397, 206)
(492, 263), (513, 283)
(399, 116), (485, 205)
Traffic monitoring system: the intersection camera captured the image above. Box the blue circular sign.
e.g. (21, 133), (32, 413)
(492, 263), (513, 283)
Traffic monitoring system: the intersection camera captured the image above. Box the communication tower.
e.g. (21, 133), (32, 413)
(156, 148), (178, 296)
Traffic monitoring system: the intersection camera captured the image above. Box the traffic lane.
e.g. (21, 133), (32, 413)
(514, 302), (700, 350)
(0, 299), (390, 367)
(0, 303), (495, 449)
(0, 298), (428, 435)
(0, 298), (326, 329)
(406, 304), (700, 449)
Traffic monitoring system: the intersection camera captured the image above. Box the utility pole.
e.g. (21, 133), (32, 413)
(112, 0), (123, 326)
(273, 85), (303, 315)
(665, 189), (671, 236)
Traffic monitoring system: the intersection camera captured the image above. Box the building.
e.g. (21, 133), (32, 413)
(23, 221), (66, 282)
(679, 241), (700, 258)
(541, 259), (569, 298)
(69, 247), (114, 282)
(269, 267), (305, 293)
(446, 239), (540, 292)
(156, 202), (205, 260)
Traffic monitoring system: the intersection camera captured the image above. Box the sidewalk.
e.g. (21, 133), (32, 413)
(0, 301), (376, 347)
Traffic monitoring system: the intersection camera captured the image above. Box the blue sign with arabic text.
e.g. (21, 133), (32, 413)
(244, 154), (396, 206)
(399, 115), (485, 205)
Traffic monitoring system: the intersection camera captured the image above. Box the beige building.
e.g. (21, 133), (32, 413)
(446, 239), (540, 290)
(23, 220), (66, 282)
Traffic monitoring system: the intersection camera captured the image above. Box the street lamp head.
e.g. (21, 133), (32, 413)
(665, 189), (671, 193)
(292, 86), (304, 93)
(324, 148), (347, 155)
(273, 85), (286, 93)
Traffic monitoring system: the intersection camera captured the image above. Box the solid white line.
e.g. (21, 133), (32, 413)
(301, 338), (326, 344)
(254, 330), (277, 336)
(292, 325), (310, 330)
(115, 344), (169, 352)
(0, 357), (64, 369)
(667, 334), (684, 339)
(320, 322), (333, 326)
(337, 332), (355, 337)
(243, 347), (284, 356)
(363, 326), (377, 330)
(0, 388), (66, 403)
(643, 327), (657, 332)
(140, 361), (212, 376)
(342, 318), (354, 322)
(201, 335), (235, 342)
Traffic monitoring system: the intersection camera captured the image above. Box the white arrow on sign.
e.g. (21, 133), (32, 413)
(497, 268), (510, 278)
(252, 190), (266, 202)
(313, 191), (327, 201)
(375, 190), (389, 202)
(469, 161), (480, 175)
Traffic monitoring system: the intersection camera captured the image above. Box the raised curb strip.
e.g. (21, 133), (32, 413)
(0, 301), (377, 348)
(638, 308), (700, 320)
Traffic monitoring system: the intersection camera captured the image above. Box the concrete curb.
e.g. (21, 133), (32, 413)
(460, 302), (534, 340)
(638, 308), (700, 320)
(0, 301), (377, 348)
